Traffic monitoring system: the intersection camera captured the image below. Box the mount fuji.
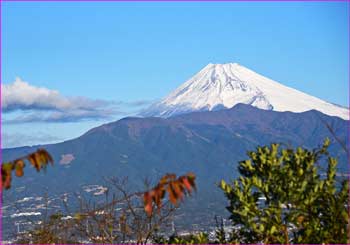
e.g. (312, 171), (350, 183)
(141, 63), (349, 120)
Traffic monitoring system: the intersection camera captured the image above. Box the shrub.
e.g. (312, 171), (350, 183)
(220, 138), (349, 244)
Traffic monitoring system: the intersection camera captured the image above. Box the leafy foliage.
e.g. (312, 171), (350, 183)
(220, 138), (349, 244)
(1, 149), (53, 190)
(143, 173), (196, 216)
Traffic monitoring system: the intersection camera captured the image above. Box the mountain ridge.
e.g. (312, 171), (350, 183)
(141, 63), (349, 120)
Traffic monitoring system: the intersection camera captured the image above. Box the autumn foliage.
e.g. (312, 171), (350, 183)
(8, 171), (196, 244)
(1, 148), (197, 224)
(143, 173), (196, 216)
(1, 149), (53, 190)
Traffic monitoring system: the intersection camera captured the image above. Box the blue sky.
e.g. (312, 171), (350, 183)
(2, 1), (349, 148)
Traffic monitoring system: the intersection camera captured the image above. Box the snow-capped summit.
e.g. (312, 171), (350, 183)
(141, 63), (349, 120)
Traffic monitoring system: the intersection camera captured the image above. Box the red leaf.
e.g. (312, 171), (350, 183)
(15, 160), (25, 177)
(167, 183), (178, 205)
(181, 177), (193, 193)
(144, 192), (153, 216)
(172, 181), (184, 200)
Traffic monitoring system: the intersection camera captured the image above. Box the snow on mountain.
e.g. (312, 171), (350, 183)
(141, 63), (349, 120)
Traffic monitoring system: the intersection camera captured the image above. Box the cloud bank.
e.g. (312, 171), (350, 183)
(2, 77), (155, 124)
(2, 78), (121, 123)
(2, 132), (62, 148)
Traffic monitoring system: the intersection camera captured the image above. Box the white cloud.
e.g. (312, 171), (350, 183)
(1, 77), (122, 123)
(4, 109), (117, 124)
(2, 77), (113, 112)
(1, 77), (155, 124)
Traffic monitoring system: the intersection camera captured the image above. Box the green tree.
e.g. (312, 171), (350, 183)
(220, 138), (349, 244)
